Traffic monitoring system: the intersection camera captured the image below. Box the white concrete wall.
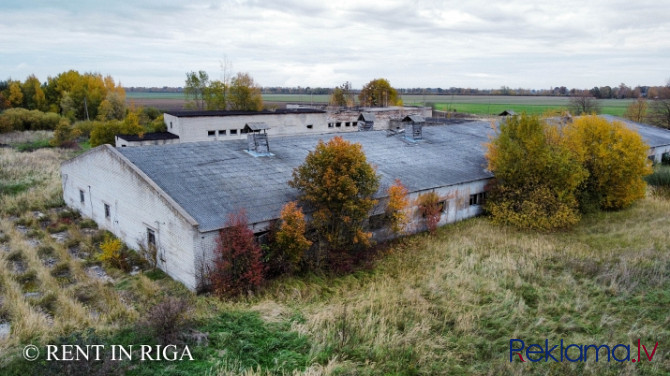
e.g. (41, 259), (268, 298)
(650, 144), (670, 163)
(164, 112), (330, 143)
(61, 146), (200, 290)
(404, 179), (490, 234)
(114, 136), (180, 148)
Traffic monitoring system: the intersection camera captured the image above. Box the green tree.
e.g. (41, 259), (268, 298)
(229, 72), (263, 111)
(21, 75), (47, 111)
(485, 113), (587, 231)
(97, 91), (126, 120)
(184, 71), (209, 110)
(329, 81), (354, 107)
(358, 78), (401, 107)
(289, 136), (379, 255)
(563, 115), (652, 210)
(203, 80), (228, 110)
(50, 119), (82, 147)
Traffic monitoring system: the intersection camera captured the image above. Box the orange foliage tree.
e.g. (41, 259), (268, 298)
(289, 136), (379, 255)
(273, 201), (312, 274)
(385, 179), (410, 236)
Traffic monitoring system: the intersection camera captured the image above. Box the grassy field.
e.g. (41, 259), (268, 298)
(126, 92), (633, 117)
(0, 132), (668, 375)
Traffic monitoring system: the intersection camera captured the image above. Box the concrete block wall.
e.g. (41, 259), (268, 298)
(61, 147), (200, 290)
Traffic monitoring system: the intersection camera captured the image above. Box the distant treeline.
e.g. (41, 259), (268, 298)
(125, 83), (665, 99)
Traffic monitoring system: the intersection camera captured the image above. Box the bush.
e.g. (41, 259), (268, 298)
(417, 191), (442, 234)
(209, 210), (264, 297)
(485, 113), (586, 231)
(563, 115), (652, 210)
(271, 202), (311, 275)
(385, 179), (410, 236)
(98, 234), (128, 270)
(0, 108), (62, 133)
(141, 297), (192, 345)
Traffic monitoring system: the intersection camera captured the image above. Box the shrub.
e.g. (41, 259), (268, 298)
(417, 191), (442, 234)
(141, 297), (192, 345)
(0, 108), (62, 133)
(98, 234), (127, 270)
(386, 179), (410, 236)
(209, 210), (264, 297)
(485, 113), (586, 231)
(271, 202), (312, 275)
(563, 115), (653, 210)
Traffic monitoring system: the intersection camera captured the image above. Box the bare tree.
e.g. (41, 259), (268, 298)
(569, 90), (601, 115)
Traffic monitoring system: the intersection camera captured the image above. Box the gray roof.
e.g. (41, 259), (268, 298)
(117, 122), (494, 232)
(358, 113), (376, 122)
(600, 115), (670, 148)
(244, 122), (270, 132)
(403, 115), (425, 123)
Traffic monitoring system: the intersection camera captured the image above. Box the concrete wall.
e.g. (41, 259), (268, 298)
(61, 146), (200, 290)
(327, 107), (432, 130)
(649, 144), (670, 163)
(115, 136), (180, 148)
(164, 112), (330, 143)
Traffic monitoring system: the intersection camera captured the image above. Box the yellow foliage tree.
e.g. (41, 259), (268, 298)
(562, 115), (653, 210)
(485, 113), (587, 231)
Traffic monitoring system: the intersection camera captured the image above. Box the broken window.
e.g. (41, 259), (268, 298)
(218, 130), (226, 136)
(79, 189), (85, 204)
(207, 130), (215, 137)
(336, 122), (342, 127)
(104, 203), (110, 219)
(345, 122), (350, 127)
(147, 228), (156, 247)
(368, 214), (386, 230)
(328, 123), (334, 128)
(662, 152), (670, 165)
(469, 193), (486, 206)
(230, 129), (238, 135)
(306, 124), (313, 129)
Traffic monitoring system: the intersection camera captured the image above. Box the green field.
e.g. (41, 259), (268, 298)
(126, 92), (633, 117)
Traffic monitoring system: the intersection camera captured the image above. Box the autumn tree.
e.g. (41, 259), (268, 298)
(228, 72), (263, 111)
(358, 78), (401, 107)
(289, 136), (379, 256)
(271, 201), (312, 274)
(385, 179), (410, 236)
(485, 113), (587, 231)
(210, 210), (264, 297)
(624, 98), (648, 123)
(21, 75), (47, 111)
(562, 115), (652, 210)
(50, 119), (82, 148)
(329, 81), (354, 107)
(569, 90), (601, 115)
(204, 80), (228, 110)
(416, 191), (442, 234)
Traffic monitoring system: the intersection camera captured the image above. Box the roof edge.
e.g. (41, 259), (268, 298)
(106, 146), (200, 227)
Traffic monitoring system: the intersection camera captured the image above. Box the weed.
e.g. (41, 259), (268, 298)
(78, 218), (97, 229)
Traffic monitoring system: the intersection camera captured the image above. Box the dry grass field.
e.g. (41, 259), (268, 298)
(0, 132), (668, 375)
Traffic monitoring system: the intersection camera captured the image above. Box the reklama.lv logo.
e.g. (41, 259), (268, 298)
(510, 339), (658, 363)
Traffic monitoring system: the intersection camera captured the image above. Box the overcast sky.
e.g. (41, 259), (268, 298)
(1, 0), (669, 90)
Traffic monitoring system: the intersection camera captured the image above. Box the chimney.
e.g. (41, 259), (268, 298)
(402, 115), (425, 141)
(243, 122), (271, 154)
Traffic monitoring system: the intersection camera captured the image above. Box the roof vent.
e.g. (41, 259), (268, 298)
(243, 122), (271, 156)
(402, 115), (425, 141)
(357, 112), (375, 131)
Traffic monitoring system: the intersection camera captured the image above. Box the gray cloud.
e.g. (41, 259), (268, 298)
(0, 0), (668, 88)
